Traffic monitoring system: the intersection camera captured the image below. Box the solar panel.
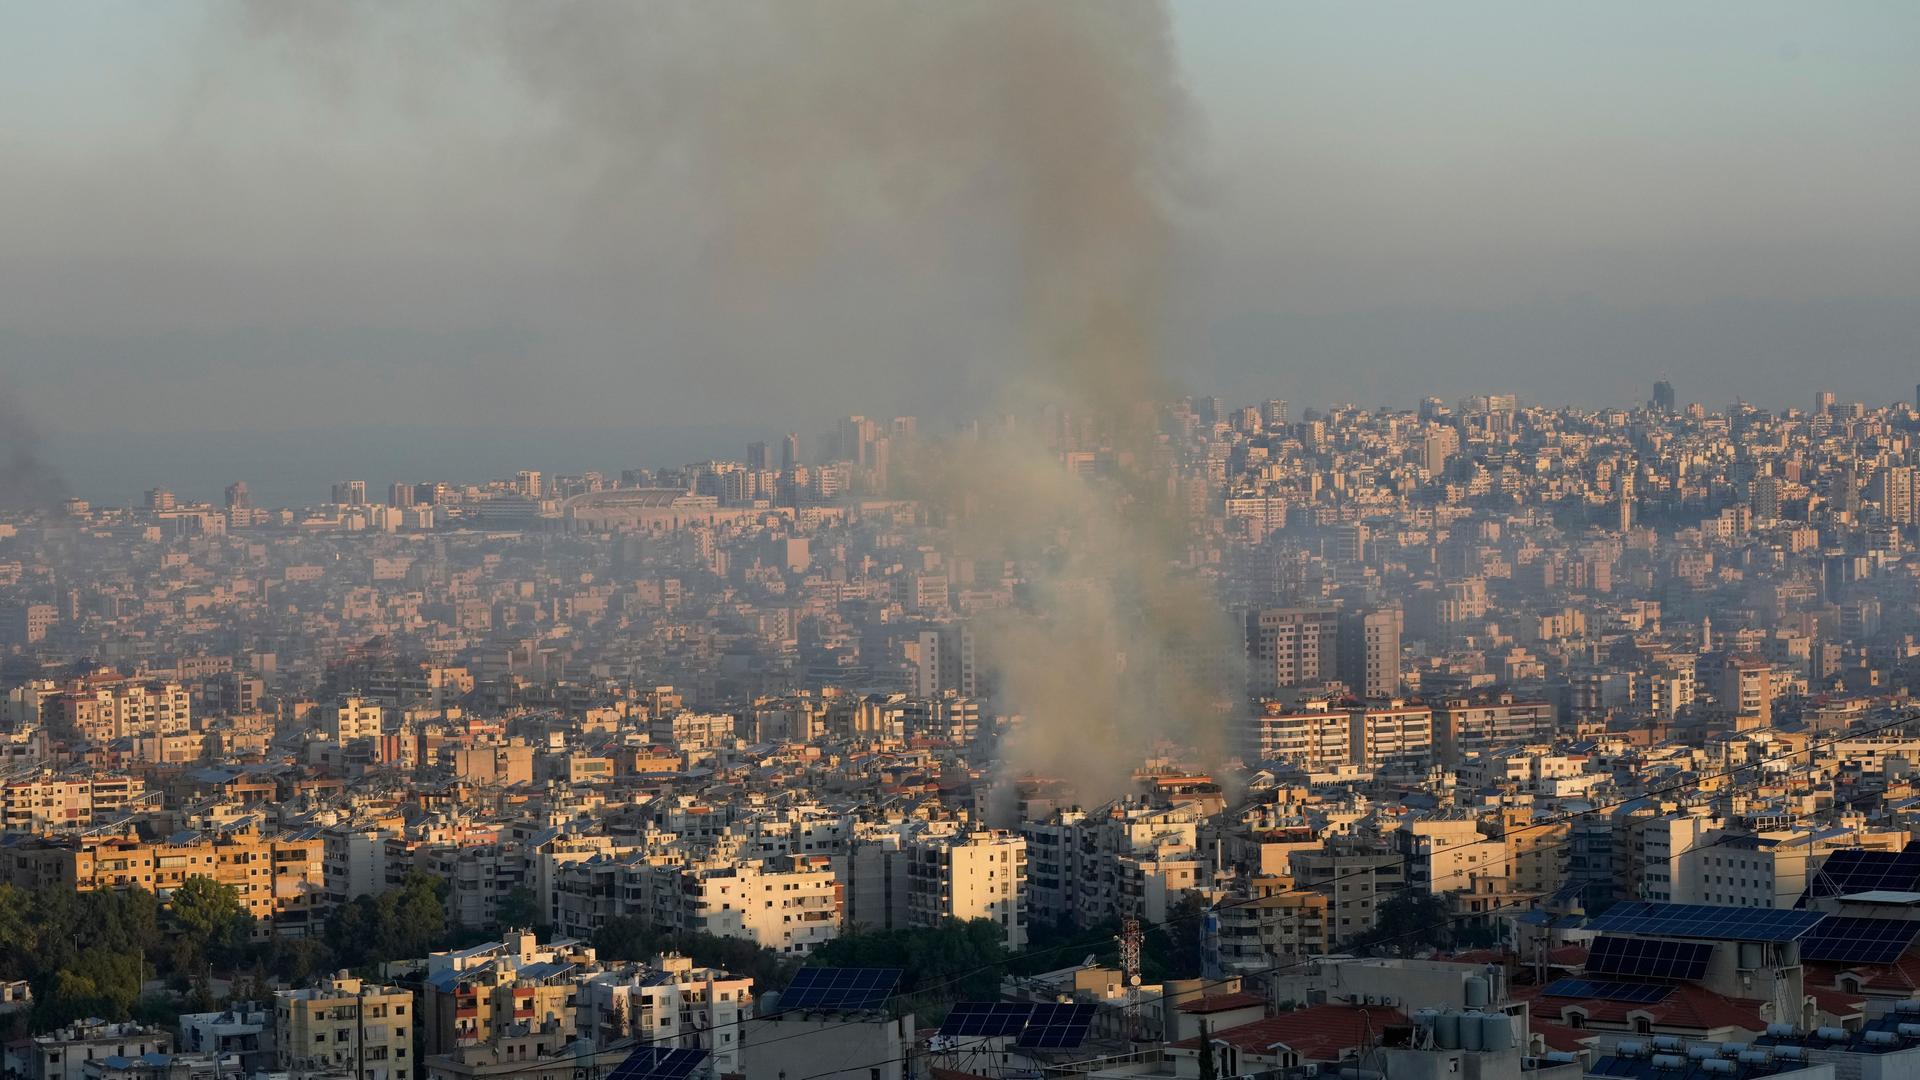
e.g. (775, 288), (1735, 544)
(1540, 978), (1673, 1004)
(1804, 847), (1920, 900)
(1586, 935), (1714, 981)
(940, 1001), (1034, 1037)
(1798, 916), (1920, 965)
(1585, 902), (1826, 942)
(604, 1046), (709, 1080)
(780, 967), (902, 1011)
(1016, 1003), (1097, 1049)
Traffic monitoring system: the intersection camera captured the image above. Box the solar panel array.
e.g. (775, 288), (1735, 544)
(780, 967), (902, 1011)
(1585, 935), (1713, 981)
(1797, 916), (1920, 965)
(1539, 978), (1674, 1005)
(1016, 1003), (1098, 1049)
(1585, 902), (1825, 942)
(1804, 847), (1920, 900)
(939, 1002), (1097, 1049)
(604, 1046), (709, 1080)
(941, 1001), (1034, 1038)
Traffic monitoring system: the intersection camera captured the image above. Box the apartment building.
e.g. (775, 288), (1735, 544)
(1, 830), (326, 924)
(1431, 693), (1556, 764)
(630, 854), (841, 956)
(0, 774), (146, 832)
(275, 976), (414, 1080)
(906, 830), (1026, 948)
(1238, 703), (1352, 769)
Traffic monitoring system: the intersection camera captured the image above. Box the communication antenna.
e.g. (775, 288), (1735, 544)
(1119, 916), (1144, 1040)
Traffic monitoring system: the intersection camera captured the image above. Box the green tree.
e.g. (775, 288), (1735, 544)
(35, 947), (142, 1028)
(496, 886), (548, 932)
(1347, 891), (1452, 953)
(807, 919), (1007, 1001)
(1197, 1019), (1217, 1080)
(373, 872), (449, 962)
(169, 876), (254, 975)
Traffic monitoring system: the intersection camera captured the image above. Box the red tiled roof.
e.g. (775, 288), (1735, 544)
(1515, 982), (1766, 1033)
(1805, 953), (1920, 993)
(1546, 945), (1591, 967)
(1806, 985), (1867, 1019)
(1435, 950), (1512, 966)
(1529, 1020), (1596, 1054)
(1172, 1004), (1407, 1061)
(1179, 992), (1267, 1014)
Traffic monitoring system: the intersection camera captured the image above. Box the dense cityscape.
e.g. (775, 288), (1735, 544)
(7, 385), (1920, 1078)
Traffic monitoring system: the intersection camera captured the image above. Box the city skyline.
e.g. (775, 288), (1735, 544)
(39, 379), (1920, 510)
(5, 1), (1919, 438)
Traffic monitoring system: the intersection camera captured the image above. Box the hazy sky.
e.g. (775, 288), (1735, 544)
(4, 0), (1919, 457)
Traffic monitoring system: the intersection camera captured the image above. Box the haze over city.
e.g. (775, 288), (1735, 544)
(5, 5), (1920, 1080)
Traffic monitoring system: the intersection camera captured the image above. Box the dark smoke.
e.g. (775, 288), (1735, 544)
(0, 383), (68, 510)
(229, 0), (1233, 798)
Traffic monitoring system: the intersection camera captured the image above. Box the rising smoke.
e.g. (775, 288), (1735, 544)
(231, 0), (1237, 801)
(0, 383), (68, 511)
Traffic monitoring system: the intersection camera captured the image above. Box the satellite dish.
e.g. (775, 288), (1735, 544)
(1083, 954), (1098, 968)
(1131, 974), (1143, 986)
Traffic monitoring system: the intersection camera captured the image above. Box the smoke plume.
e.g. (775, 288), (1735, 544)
(231, 0), (1236, 801)
(0, 383), (68, 510)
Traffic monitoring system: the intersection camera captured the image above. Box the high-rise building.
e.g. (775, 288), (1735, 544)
(1336, 608), (1402, 700)
(145, 488), (175, 512)
(906, 830), (1026, 948)
(223, 481), (249, 510)
(913, 624), (976, 698)
(331, 479), (367, 506)
(388, 482), (416, 508)
(1422, 428), (1459, 476)
(746, 441), (769, 470)
(515, 470), (543, 498)
(1753, 475), (1782, 520)
(1816, 390), (1835, 415)
(1261, 399), (1289, 427)
(1246, 607), (1340, 697)
(1651, 380), (1675, 413)
(1873, 465), (1915, 525)
(781, 431), (801, 469)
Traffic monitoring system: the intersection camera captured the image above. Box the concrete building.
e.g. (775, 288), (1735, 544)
(274, 975), (414, 1080)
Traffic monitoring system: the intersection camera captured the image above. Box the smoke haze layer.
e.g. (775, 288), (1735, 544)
(233, 0), (1235, 799)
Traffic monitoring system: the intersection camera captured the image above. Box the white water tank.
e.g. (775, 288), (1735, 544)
(1435, 1011), (1462, 1049)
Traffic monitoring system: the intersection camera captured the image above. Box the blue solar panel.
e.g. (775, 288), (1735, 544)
(1804, 847), (1920, 900)
(941, 1001), (1033, 1037)
(1540, 978), (1673, 1004)
(781, 967), (902, 1010)
(1586, 935), (1713, 981)
(1798, 916), (1920, 965)
(1016, 1003), (1097, 1049)
(1585, 902), (1825, 942)
(604, 1046), (708, 1080)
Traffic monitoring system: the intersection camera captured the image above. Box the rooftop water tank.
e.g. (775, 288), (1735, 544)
(1482, 1013), (1514, 1051)
(1465, 977), (1490, 1008)
(1435, 1011), (1462, 1050)
(1462, 1013), (1485, 1052)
